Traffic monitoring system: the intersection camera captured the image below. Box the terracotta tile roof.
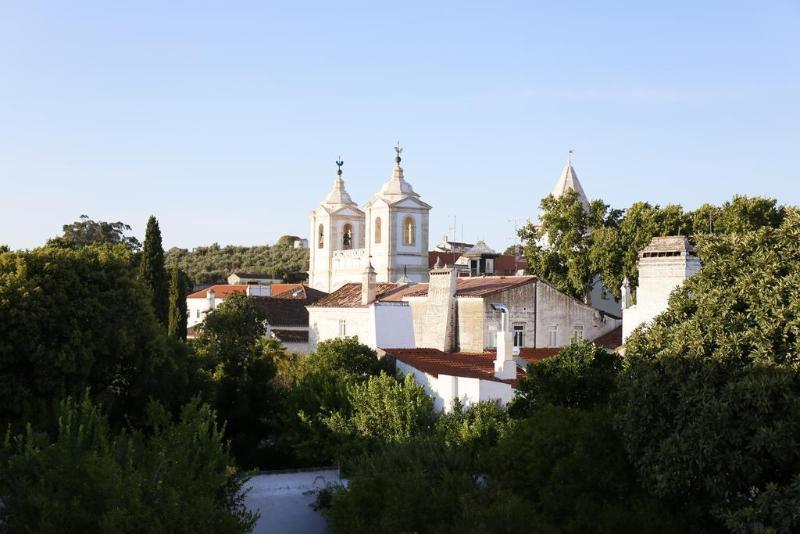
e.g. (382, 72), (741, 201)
(382, 276), (537, 301)
(187, 283), (309, 300)
(310, 283), (407, 308)
(592, 326), (623, 350)
(271, 285), (328, 303)
(384, 348), (524, 385)
(518, 347), (562, 364)
(270, 329), (309, 343)
(187, 284), (248, 299)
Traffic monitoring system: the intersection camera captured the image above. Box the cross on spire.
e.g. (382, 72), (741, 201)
(568, 149), (574, 165)
(336, 157), (344, 176)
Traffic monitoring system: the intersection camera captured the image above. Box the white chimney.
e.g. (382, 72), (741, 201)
(621, 277), (631, 310)
(207, 287), (216, 310)
(362, 260), (377, 305)
(491, 303), (517, 380)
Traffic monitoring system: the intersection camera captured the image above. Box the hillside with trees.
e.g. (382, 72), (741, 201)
(165, 236), (309, 285)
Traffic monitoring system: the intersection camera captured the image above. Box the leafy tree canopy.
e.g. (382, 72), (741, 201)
(52, 215), (141, 251)
(616, 211), (800, 529)
(0, 244), (169, 427)
(509, 340), (622, 417)
(0, 393), (256, 533)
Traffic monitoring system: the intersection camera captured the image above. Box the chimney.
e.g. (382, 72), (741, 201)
(418, 263), (458, 352)
(491, 303), (517, 380)
(621, 277), (631, 310)
(207, 287), (216, 310)
(362, 260), (377, 305)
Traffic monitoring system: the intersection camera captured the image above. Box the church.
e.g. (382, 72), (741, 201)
(308, 146), (432, 292)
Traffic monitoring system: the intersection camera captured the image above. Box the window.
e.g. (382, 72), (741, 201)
(196, 309), (200, 318)
(548, 325), (558, 348)
(513, 324), (525, 348)
(403, 216), (415, 245)
(338, 320), (347, 338)
(573, 325), (584, 341)
(374, 217), (382, 244)
(342, 224), (353, 249)
(318, 224), (324, 248)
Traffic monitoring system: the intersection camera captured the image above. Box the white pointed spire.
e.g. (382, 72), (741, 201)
(551, 151), (589, 211)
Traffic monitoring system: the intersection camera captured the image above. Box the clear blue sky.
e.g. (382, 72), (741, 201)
(2, 1), (798, 251)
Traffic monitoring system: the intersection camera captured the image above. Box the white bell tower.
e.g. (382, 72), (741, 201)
(308, 159), (366, 292)
(364, 144), (431, 284)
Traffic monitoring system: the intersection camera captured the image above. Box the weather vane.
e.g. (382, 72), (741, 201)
(394, 141), (403, 164)
(336, 156), (344, 176)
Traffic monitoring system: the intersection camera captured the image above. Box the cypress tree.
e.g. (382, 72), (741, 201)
(168, 267), (191, 340)
(140, 216), (169, 327)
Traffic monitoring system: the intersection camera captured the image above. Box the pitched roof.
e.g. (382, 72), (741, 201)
(187, 284), (248, 299)
(187, 283), (310, 299)
(310, 283), (407, 308)
(518, 347), (562, 364)
(252, 297), (311, 327)
(384, 348), (523, 385)
(382, 276), (537, 301)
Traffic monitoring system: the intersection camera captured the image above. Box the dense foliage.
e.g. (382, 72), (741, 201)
(53, 215), (141, 251)
(167, 267), (191, 340)
(165, 238), (309, 285)
(519, 194), (786, 301)
(616, 211), (800, 530)
(0, 393), (256, 533)
(0, 244), (170, 427)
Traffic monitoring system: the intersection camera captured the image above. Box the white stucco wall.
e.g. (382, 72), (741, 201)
(187, 297), (220, 328)
(307, 302), (415, 352)
(396, 361), (515, 413)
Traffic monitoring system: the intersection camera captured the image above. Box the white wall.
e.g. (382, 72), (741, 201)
(187, 297), (220, 328)
(535, 281), (622, 348)
(396, 361), (515, 413)
(307, 303), (415, 351)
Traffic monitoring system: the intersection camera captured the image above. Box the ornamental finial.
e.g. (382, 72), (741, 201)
(336, 157), (344, 176)
(568, 149), (574, 165)
(394, 142), (403, 164)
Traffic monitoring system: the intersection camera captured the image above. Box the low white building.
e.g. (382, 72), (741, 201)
(308, 263), (621, 354)
(622, 236), (701, 341)
(186, 283), (327, 353)
(383, 314), (521, 412)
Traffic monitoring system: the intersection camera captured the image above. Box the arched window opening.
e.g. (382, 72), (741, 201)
(318, 224), (324, 249)
(374, 217), (382, 244)
(403, 216), (415, 246)
(343, 224), (353, 250)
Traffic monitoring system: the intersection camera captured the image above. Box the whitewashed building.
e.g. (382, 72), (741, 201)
(308, 147), (432, 293)
(621, 236), (701, 341)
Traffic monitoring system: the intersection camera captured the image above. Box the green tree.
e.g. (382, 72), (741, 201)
(139, 216), (169, 327)
(616, 213), (800, 528)
(509, 340), (622, 417)
(192, 294), (281, 468)
(518, 191), (617, 301)
(275, 234), (301, 247)
(167, 267), (191, 340)
(589, 202), (689, 298)
(491, 406), (689, 534)
(52, 215), (141, 251)
(0, 392), (256, 533)
(314, 336), (383, 378)
(0, 244), (168, 427)
(327, 373), (435, 446)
